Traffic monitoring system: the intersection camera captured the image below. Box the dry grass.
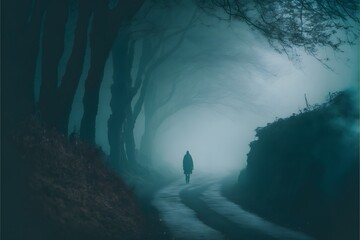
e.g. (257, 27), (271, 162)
(15, 120), (149, 240)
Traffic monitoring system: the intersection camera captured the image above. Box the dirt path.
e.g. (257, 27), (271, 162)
(152, 175), (314, 240)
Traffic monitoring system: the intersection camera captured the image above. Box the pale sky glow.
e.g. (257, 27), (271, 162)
(152, 106), (247, 176)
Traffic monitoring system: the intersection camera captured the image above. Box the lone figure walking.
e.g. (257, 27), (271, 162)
(183, 151), (194, 184)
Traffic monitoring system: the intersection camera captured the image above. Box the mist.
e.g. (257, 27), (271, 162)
(58, 2), (358, 175)
(62, 1), (360, 177)
(3, 0), (359, 239)
(108, 2), (359, 177)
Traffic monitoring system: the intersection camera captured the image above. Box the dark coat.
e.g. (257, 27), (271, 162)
(183, 152), (193, 174)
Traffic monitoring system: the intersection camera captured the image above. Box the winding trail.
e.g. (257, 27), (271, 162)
(152, 177), (223, 240)
(152, 175), (314, 240)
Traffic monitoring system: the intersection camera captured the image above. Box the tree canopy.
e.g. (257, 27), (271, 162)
(199, 0), (359, 62)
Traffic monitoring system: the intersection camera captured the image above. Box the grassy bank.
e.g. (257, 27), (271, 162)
(8, 119), (169, 240)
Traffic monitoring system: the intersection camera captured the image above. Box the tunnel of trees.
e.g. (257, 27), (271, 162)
(1, 0), (359, 239)
(3, 0), (358, 169)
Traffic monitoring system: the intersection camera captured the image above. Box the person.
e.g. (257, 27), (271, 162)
(183, 151), (194, 184)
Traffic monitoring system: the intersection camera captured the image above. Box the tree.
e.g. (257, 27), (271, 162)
(107, 6), (197, 168)
(107, 3), (158, 168)
(38, 0), (69, 124)
(80, 0), (145, 143)
(198, 0), (359, 64)
(53, 0), (93, 133)
(107, 27), (134, 168)
(137, 0), (359, 162)
(2, 0), (46, 133)
(3, 0), (358, 162)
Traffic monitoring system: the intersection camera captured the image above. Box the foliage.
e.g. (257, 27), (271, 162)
(198, 0), (359, 64)
(236, 91), (359, 240)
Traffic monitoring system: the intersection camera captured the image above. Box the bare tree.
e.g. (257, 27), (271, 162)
(107, 6), (197, 169)
(198, 0), (359, 64)
(54, 0), (94, 133)
(108, 27), (134, 168)
(80, 0), (145, 143)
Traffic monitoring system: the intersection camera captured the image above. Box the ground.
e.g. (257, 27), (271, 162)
(152, 175), (313, 240)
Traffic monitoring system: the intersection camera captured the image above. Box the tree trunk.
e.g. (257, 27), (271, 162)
(122, 38), (153, 166)
(80, 0), (145, 143)
(3, 0), (46, 130)
(79, 51), (108, 143)
(54, 0), (93, 133)
(2, 1), (45, 239)
(111, 35), (157, 168)
(124, 113), (137, 166)
(108, 30), (132, 167)
(39, 0), (69, 124)
(80, 0), (110, 143)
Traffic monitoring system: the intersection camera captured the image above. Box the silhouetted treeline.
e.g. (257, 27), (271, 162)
(236, 91), (359, 240)
(1, 2), (144, 238)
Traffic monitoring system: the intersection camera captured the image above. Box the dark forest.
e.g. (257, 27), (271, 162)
(1, 1), (359, 240)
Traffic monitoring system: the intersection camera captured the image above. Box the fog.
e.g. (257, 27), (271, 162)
(152, 106), (248, 175)
(5, 1), (359, 239)
(134, 6), (358, 177)
(64, 2), (358, 177)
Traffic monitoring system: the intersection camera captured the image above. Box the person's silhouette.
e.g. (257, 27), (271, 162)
(183, 151), (194, 184)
